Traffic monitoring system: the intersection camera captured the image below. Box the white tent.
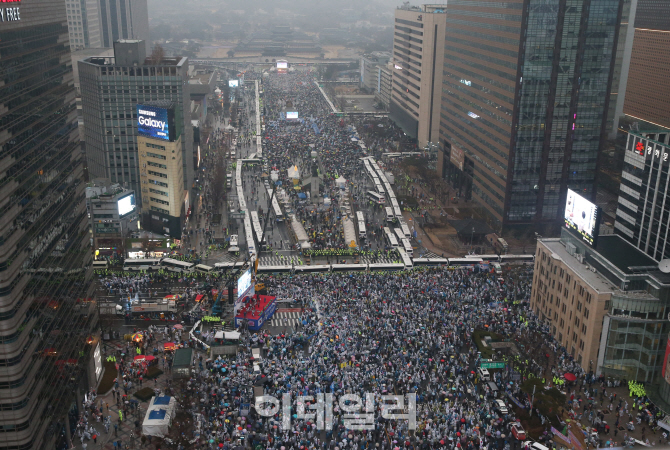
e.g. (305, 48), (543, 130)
(224, 331), (241, 340)
(335, 177), (347, 189)
(287, 165), (300, 179)
(142, 396), (176, 438)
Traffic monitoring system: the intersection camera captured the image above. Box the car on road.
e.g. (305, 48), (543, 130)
(495, 399), (508, 415)
(511, 423), (526, 440)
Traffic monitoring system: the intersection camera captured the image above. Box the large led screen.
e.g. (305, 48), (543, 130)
(564, 188), (600, 246)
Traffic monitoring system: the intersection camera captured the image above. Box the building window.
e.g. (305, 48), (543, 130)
(150, 197), (169, 206)
(147, 161), (167, 169)
(150, 206), (169, 215)
(149, 188), (168, 197)
(148, 170), (167, 179)
(147, 152), (166, 160)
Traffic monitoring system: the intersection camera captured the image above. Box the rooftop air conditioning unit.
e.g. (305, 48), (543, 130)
(566, 242), (577, 256)
(576, 254), (585, 263)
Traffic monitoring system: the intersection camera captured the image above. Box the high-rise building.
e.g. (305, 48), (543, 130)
(66, 0), (101, 50)
(439, 0), (621, 231)
(614, 131), (670, 261)
(532, 228), (670, 382)
(98, 0), (150, 53)
(0, 1), (97, 449)
(360, 52), (392, 92)
(78, 40), (194, 213)
(376, 63), (393, 110)
(137, 101), (186, 239)
(621, 2), (670, 129)
(389, 4), (446, 149)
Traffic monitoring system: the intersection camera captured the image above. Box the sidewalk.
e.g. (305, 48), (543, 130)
(70, 334), (181, 450)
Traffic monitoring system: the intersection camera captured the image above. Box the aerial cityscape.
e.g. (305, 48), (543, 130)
(1, 0), (670, 449)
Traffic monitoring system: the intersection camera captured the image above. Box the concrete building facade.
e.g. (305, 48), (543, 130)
(439, 0), (622, 231)
(86, 182), (139, 250)
(532, 229), (670, 382)
(98, 0), (150, 53)
(79, 40), (194, 208)
(66, 0), (101, 50)
(389, 4), (446, 149)
(376, 63), (393, 110)
(138, 135), (185, 239)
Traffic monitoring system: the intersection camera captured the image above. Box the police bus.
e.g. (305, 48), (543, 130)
(366, 191), (385, 204)
(160, 258), (195, 273)
(123, 258), (161, 272)
(383, 227), (399, 248)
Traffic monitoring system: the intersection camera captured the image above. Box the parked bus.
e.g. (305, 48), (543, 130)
(228, 234), (240, 253)
(400, 238), (414, 257)
(369, 263), (405, 271)
(331, 263), (368, 272)
(448, 258), (483, 267)
(294, 264), (331, 273)
(393, 228), (405, 243)
(500, 254), (535, 263)
(400, 222), (411, 238)
(92, 260), (109, 269)
(358, 221), (367, 239)
(257, 265), (292, 274)
(383, 227), (399, 249)
(250, 211), (267, 249)
(398, 247), (413, 269)
(160, 258), (195, 273)
(385, 207), (395, 222)
(367, 191), (385, 204)
(123, 258), (161, 272)
(479, 254), (501, 262)
(356, 211), (365, 223)
(412, 258), (449, 266)
(214, 261), (246, 271)
(195, 264), (216, 274)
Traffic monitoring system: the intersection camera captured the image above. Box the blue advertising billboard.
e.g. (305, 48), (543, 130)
(137, 105), (170, 141)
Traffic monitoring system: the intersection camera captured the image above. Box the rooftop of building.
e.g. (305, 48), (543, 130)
(82, 55), (187, 67)
(397, 3), (447, 12)
(539, 238), (615, 294)
(620, 115), (670, 135)
(594, 235), (658, 274)
(142, 100), (176, 110)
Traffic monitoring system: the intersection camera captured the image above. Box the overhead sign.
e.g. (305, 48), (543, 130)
(137, 104), (171, 141)
(0, 1), (20, 22)
(480, 361), (505, 369)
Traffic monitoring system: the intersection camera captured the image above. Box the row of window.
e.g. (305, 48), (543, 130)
(151, 197), (169, 206)
(148, 170), (167, 179)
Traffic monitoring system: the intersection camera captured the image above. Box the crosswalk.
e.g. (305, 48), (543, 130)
(259, 256), (303, 266)
(359, 256), (395, 264)
(269, 311), (302, 328)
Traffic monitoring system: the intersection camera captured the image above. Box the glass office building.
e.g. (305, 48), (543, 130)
(0, 1), (96, 449)
(440, 0), (622, 230)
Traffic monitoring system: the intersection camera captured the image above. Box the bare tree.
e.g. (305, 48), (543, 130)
(149, 44), (165, 65)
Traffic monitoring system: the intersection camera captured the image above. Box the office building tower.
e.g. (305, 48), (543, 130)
(532, 228), (670, 382)
(86, 180), (139, 252)
(137, 101), (186, 239)
(390, 4), (446, 149)
(79, 40), (194, 212)
(614, 131), (670, 261)
(360, 52), (392, 91)
(376, 63), (393, 110)
(0, 1), (97, 449)
(98, 0), (150, 53)
(439, 0), (621, 231)
(621, 2), (670, 129)
(66, 0), (101, 50)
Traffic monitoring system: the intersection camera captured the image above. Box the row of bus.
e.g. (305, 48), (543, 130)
(97, 253), (534, 274)
(383, 226), (414, 257)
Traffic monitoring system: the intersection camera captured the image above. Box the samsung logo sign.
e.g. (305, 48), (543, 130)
(138, 116), (166, 131)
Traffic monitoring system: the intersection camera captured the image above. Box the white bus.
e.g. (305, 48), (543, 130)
(228, 234), (240, 253)
(398, 247), (413, 269)
(369, 263), (405, 271)
(160, 258), (195, 273)
(195, 264), (216, 274)
(400, 238), (414, 257)
(331, 263), (368, 272)
(356, 211), (365, 223)
(449, 258), (483, 267)
(215, 261), (246, 271)
(400, 222), (411, 238)
(385, 207), (395, 222)
(393, 227), (405, 243)
(250, 211), (267, 249)
(92, 260), (109, 269)
(294, 264), (331, 273)
(358, 221), (367, 239)
(366, 191), (385, 204)
(412, 258), (449, 266)
(383, 227), (399, 248)
(123, 258), (161, 271)
(266, 186), (285, 222)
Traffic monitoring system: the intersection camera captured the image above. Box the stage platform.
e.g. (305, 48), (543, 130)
(234, 294), (277, 330)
